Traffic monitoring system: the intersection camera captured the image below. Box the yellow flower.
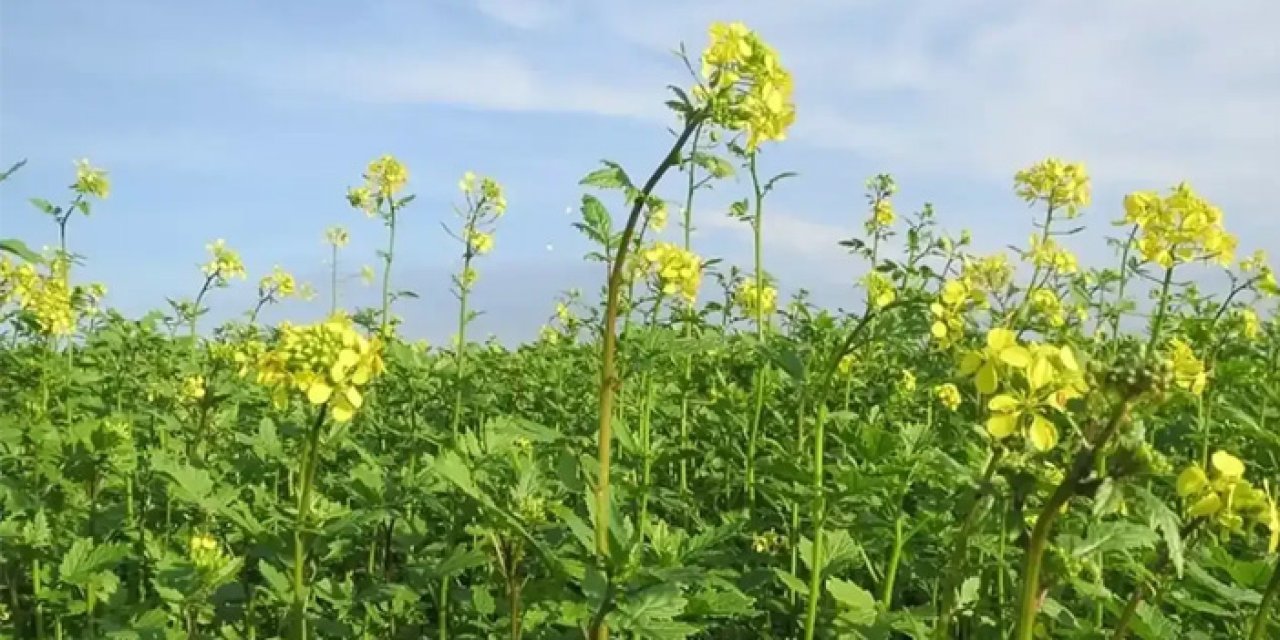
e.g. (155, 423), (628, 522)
(202, 239), (247, 284)
(1166, 338), (1207, 395)
(735, 276), (777, 318)
(640, 242), (702, 303)
(898, 370), (917, 393)
(699, 22), (796, 151)
(862, 271), (896, 309)
(1, 256), (75, 335)
(467, 229), (495, 255)
(1027, 234), (1079, 274)
(179, 375), (206, 404)
(1240, 308), (1261, 340)
(247, 314), (384, 423)
(1241, 250), (1279, 296)
(836, 353), (857, 378)
(1013, 158), (1091, 217)
(188, 532), (223, 568)
(1123, 182), (1235, 268)
(366, 155), (408, 198)
(360, 265), (376, 286)
(73, 159), (110, 199)
(1030, 289), (1067, 327)
(325, 226), (350, 248)
(648, 200), (668, 232)
(935, 383), (962, 411)
(258, 265), (297, 300)
(346, 186), (375, 216)
(959, 328), (1032, 395)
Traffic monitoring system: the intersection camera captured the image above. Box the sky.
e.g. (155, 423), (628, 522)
(1, 0), (1277, 343)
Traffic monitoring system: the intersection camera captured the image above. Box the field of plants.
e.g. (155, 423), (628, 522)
(3, 20), (1280, 640)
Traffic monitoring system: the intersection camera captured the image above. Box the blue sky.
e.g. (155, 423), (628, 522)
(2, 0), (1277, 342)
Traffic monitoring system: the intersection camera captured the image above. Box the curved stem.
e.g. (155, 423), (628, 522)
(591, 112), (704, 640)
(1248, 556), (1280, 640)
(1015, 400), (1131, 640)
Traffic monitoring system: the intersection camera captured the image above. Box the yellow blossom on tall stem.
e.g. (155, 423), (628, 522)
(641, 242), (703, 304)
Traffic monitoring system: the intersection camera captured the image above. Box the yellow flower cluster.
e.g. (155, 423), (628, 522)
(466, 229), (495, 256)
(459, 171), (508, 215)
(698, 22), (796, 150)
(935, 383), (962, 411)
(640, 242), (702, 303)
(258, 265), (298, 300)
(930, 279), (982, 348)
(1013, 158), (1091, 217)
(1239, 308), (1261, 340)
(1030, 289), (1067, 327)
(734, 276), (777, 318)
(366, 155), (409, 199)
(1177, 451), (1280, 553)
(1027, 234), (1079, 274)
(1241, 250), (1280, 296)
(647, 200), (668, 232)
(0, 256), (75, 335)
(961, 329), (1086, 451)
(865, 199), (895, 234)
(348, 155), (409, 217)
(202, 239), (247, 284)
(179, 375), (206, 404)
(836, 353), (857, 378)
(960, 253), (1014, 295)
(1123, 183), (1236, 268)
(73, 159), (111, 199)
(862, 271), (896, 309)
(898, 370), (917, 393)
(248, 315), (385, 423)
(188, 532), (225, 570)
(752, 529), (786, 553)
(325, 226), (349, 248)
(1166, 338), (1207, 395)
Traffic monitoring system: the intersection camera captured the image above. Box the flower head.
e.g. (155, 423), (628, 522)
(640, 242), (702, 303)
(247, 314), (385, 422)
(1014, 158), (1090, 217)
(734, 276), (777, 318)
(73, 159), (110, 200)
(325, 226), (350, 248)
(202, 239), (247, 285)
(697, 22), (796, 150)
(935, 383), (962, 411)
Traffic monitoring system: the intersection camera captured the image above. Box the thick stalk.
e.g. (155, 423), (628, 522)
(880, 516), (905, 608)
(450, 253), (473, 438)
(1145, 265), (1175, 355)
(290, 406), (328, 639)
(591, 113), (704, 640)
(1014, 400), (1131, 640)
(802, 404), (830, 640)
(678, 125), (703, 494)
(1248, 556), (1280, 640)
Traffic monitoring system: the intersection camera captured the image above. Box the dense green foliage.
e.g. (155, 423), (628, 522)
(3, 21), (1280, 640)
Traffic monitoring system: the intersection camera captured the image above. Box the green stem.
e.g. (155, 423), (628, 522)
(1108, 224), (1140, 338)
(802, 403), (830, 640)
(1145, 265), (1176, 355)
(1248, 556), (1280, 640)
(330, 244), (339, 315)
(290, 406), (328, 639)
(880, 516), (905, 608)
(1015, 400), (1131, 640)
(379, 200), (399, 337)
(678, 125), (703, 495)
(450, 255), (473, 438)
(591, 112), (705, 640)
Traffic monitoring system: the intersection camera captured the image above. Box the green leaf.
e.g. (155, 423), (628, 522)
(433, 450), (482, 500)
(0, 238), (42, 263)
(617, 583), (697, 640)
(257, 559), (291, 600)
(580, 162), (633, 190)
(472, 585), (496, 616)
(58, 538), (128, 587)
(773, 568), (808, 595)
(827, 577), (876, 626)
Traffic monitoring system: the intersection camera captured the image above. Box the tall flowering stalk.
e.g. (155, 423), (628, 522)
(188, 239), (246, 340)
(448, 171), (507, 437)
(242, 314), (384, 638)
(347, 155), (410, 337)
(324, 226), (349, 315)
